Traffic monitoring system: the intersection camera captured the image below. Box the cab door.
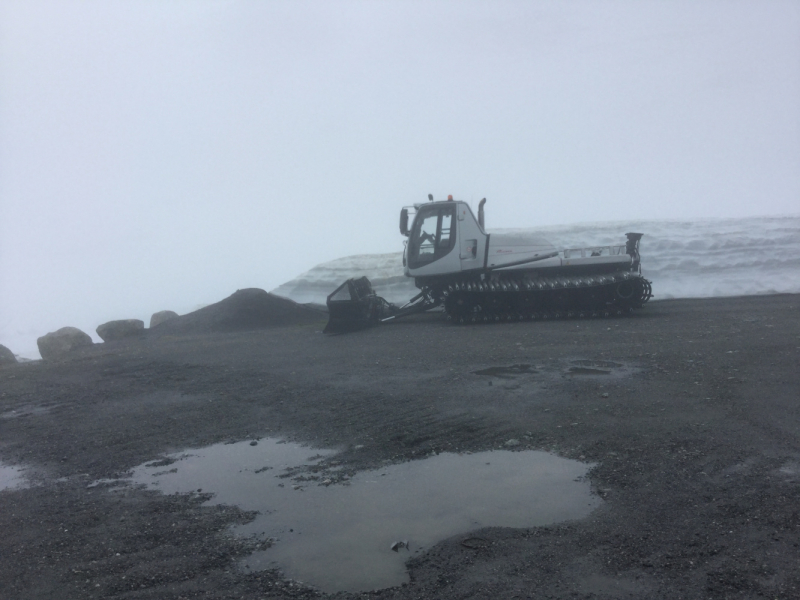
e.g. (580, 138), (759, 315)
(454, 202), (487, 273)
(407, 204), (460, 276)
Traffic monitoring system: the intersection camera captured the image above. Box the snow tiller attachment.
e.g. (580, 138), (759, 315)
(324, 276), (440, 334)
(323, 277), (392, 334)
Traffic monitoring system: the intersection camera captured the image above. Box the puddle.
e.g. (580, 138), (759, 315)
(568, 367), (611, 375)
(778, 461), (800, 478)
(1, 404), (54, 420)
(0, 462), (28, 491)
(474, 360), (635, 382)
(572, 360), (622, 369)
(126, 439), (600, 593)
(473, 364), (537, 378)
(567, 360), (628, 377)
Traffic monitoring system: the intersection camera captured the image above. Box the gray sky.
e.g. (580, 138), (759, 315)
(1, 0), (799, 354)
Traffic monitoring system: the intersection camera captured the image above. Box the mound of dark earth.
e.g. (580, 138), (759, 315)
(153, 288), (326, 335)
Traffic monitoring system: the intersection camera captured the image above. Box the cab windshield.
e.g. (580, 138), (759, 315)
(408, 205), (456, 269)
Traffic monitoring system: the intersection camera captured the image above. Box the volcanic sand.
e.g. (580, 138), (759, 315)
(1, 293), (798, 599)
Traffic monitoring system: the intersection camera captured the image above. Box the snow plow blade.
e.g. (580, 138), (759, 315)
(324, 277), (391, 334)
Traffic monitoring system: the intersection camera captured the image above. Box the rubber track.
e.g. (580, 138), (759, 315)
(438, 271), (652, 324)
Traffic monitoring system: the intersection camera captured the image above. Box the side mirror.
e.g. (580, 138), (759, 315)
(399, 208), (409, 236)
(428, 193), (433, 202)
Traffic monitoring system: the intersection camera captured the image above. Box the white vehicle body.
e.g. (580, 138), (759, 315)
(402, 200), (633, 280)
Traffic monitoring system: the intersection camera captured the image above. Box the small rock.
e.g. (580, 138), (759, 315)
(96, 319), (144, 342)
(249, 440), (258, 446)
(0, 344), (17, 366)
(600, 392), (609, 398)
(149, 310), (179, 328)
(37, 327), (93, 361)
(504, 438), (521, 447)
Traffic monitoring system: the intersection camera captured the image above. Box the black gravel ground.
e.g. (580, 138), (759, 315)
(1, 293), (798, 599)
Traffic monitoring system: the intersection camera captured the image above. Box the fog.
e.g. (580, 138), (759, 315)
(1, 0), (798, 358)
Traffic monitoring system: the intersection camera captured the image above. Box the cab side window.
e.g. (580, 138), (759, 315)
(417, 213), (439, 259)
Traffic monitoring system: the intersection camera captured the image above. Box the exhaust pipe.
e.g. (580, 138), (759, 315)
(478, 198), (486, 228)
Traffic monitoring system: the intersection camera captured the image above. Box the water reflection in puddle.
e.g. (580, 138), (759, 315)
(473, 364), (538, 378)
(568, 367), (611, 375)
(567, 360), (627, 376)
(573, 360), (623, 369)
(0, 463), (28, 491)
(0, 404), (53, 420)
(128, 439), (600, 593)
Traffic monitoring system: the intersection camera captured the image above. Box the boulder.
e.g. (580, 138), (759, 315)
(96, 319), (144, 342)
(0, 344), (18, 366)
(149, 310), (179, 329)
(37, 327), (93, 361)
